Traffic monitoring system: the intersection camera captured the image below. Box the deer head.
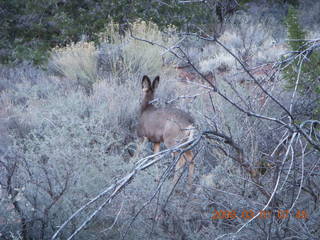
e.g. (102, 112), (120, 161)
(140, 75), (159, 113)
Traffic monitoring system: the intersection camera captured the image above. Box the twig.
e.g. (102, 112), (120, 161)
(288, 137), (306, 212)
(101, 201), (124, 232)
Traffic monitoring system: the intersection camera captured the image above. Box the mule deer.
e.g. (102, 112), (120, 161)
(137, 75), (195, 186)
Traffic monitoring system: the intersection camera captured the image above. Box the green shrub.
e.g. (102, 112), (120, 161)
(284, 6), (320, 117)
(286, 6), (306, 51)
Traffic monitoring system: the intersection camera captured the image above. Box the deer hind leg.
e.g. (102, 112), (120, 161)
(172, 152), (186, 186)
(153, 143), (161, 182)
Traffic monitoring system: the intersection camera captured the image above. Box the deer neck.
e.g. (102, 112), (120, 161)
(140, 92), (155, 114)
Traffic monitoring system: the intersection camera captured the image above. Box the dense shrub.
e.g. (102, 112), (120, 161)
(98, 21), (178, 78)
(0, 22), (182, 239)
(0, 67), (138, 239)
(49, 41), (99, 95)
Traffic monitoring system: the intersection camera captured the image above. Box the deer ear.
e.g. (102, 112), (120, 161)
(152, 76), (160, 90)
(142, 75), (151, 89)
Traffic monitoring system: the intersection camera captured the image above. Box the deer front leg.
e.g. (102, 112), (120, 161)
(153, 143), (161, 182)
(134, 137), (148, 159)
(172, 152), (186, 186)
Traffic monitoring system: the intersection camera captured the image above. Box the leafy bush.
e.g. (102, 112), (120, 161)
(98, 21), (179, 84)
(49, 41), (98, 95)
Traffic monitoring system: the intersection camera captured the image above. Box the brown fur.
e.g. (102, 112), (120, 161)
(137, 75), (195, 186)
